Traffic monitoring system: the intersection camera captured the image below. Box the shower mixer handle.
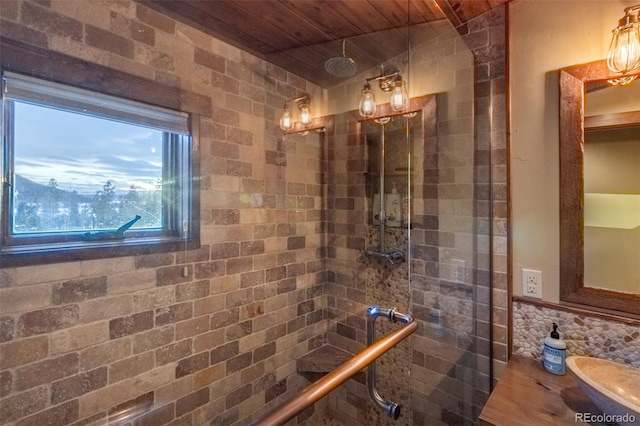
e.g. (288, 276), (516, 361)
(363, 248), (405, 264)
(386, 250), (405, 264)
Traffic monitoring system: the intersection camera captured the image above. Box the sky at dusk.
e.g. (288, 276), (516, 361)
(14, 101), (163, 195)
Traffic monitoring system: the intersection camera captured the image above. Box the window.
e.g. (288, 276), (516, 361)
(1, 72), (198, 266)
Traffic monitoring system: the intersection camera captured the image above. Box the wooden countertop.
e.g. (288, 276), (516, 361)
(480, 355), (606, 426)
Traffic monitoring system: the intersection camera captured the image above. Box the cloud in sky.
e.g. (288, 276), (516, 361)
(14, 102), (163, 195)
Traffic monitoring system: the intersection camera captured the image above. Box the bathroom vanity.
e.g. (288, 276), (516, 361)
(480, 356), (605, 425)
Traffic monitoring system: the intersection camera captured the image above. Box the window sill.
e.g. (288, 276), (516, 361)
(0, 236), (200, 268)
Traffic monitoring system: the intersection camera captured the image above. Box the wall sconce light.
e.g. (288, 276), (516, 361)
(279, 95), (312, 131)
(359, 82), (376, 118)
(607, 4), (640, 84)
(358, 68), (409, 118)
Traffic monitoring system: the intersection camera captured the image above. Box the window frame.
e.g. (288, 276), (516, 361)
(0, 39), (201, 268)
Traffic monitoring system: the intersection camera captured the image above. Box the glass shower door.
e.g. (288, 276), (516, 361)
(323, 3), (489, 424)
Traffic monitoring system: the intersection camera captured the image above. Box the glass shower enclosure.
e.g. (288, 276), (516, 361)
(321, 12), (491, 426)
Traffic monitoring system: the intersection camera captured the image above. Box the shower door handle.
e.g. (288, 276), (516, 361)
(366, 305), (413, 420)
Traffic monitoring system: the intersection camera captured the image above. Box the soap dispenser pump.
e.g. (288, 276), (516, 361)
(541, 322), (566, 375)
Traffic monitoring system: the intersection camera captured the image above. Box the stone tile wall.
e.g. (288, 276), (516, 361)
(460, 4), (509, 394)
(0, 1), (511, 425)
(0, 1), (327, 425)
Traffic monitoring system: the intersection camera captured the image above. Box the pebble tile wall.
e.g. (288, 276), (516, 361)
(514, 300), (640, 368)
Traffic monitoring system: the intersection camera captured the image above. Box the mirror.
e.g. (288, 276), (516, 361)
(559, 60), (640, 316)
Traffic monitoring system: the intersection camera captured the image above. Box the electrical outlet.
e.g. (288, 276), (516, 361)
(522, 268), (542, 298)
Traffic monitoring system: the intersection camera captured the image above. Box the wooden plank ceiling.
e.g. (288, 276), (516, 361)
(140, 0), (509, 88)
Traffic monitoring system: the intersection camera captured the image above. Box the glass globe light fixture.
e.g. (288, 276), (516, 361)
(279, 103), (294, 131)
(298, 102), (312, 126)
(389, 78), (409, 112)
(359, 82), (376, 118)
(607, 5), (640, 83)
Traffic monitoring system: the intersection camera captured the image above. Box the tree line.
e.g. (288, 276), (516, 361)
(14, 177), (162, 233)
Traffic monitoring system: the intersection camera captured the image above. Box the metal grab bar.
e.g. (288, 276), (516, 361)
(366, 306), (412, 420)
(250, 310), (417, 426)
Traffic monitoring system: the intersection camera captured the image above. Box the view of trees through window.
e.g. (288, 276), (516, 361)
(12, 102), (165, 234)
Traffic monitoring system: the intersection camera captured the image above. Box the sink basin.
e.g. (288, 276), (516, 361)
(566, 356), (640, 425)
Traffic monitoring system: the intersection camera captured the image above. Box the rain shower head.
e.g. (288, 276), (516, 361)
(324, 39), (357, 78)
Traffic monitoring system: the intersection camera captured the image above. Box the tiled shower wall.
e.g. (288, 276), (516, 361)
(0, 1), (329, 425)
(458, 5), (509, 385)
(467, 5), (509, 376)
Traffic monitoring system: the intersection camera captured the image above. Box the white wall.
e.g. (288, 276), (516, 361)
(509, 0), (638, 301)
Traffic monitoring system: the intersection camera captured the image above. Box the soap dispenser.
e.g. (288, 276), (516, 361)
(385, 182), (402, 227)
(541, 322), (566, 375)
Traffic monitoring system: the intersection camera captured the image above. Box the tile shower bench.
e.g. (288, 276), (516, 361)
(296, 345), (365, 382)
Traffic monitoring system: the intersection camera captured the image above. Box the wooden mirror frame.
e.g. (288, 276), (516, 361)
(559, 60), (640, 316)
